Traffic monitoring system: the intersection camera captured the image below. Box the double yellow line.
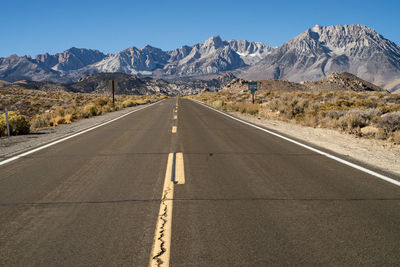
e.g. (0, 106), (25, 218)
(150, 100), (184, 267)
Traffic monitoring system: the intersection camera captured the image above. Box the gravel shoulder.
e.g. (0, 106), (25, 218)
(230, 111), (400, 177)
(0, 101), (160, 159)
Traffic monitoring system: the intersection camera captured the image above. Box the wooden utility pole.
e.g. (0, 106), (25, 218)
(111, 80), (115, 105)
(5, 107), (10, 137)
(109, 80), (116, 105)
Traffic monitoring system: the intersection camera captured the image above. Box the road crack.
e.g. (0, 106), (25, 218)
(151, 187), (172, 266)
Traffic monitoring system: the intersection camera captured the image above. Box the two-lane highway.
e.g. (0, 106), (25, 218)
(1, 98), (400, 266)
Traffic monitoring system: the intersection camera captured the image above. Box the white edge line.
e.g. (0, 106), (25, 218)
(0, 100), (164, 166)
(191, 99), (400, 187)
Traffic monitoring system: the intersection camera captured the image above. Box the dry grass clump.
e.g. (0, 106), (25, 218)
(121, 98), (150, 108)
(0, 111), (30, 136)
(1, 87), (166, 135)
(191, 89), (400, 144)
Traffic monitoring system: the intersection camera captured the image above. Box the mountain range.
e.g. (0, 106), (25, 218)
(1, 24), (399, 93)
(241, 24), (400, 93)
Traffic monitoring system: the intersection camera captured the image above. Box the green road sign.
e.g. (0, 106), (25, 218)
(248, 81), (257, 94)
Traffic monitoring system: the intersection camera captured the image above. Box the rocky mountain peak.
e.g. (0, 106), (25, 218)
(204, 35), (225, 49)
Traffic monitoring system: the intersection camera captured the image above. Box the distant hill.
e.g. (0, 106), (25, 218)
(2, 73), (236, 96)
(224, 72), (388, 93)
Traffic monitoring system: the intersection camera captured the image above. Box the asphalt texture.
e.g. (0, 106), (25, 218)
(1, 98), (400, 266)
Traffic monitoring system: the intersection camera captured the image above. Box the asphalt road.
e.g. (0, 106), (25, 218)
(1, 98), (400, 266)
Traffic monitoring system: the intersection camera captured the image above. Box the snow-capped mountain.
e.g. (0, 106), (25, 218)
(89, 45), (169, 75)
(0, 54), (60, 82)
(0, 48), (107, 83)
(35, 47), (107, 71)
(241, 24), (400, 92)
(86, 35), (272, 77)
(1, 25), (400, 93)
(227, 39), (273, 64)
(0, 36), (272, 82)
(163, 36), (251, 76)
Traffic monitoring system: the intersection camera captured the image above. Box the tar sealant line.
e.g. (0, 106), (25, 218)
(0, 100), (164, 167)
(192, 99), (400, 187)
(150, 153), (174, 267)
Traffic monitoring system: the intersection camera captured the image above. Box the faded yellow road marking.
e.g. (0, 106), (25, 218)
(150, 152), (185, 266)
(149, 153), (174, 267)
(175, 152), (185, 184)
(173, 115), (177, 120)
(172, 126), (177, 133)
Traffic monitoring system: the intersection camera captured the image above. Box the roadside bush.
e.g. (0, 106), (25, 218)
(101, 104), (114, 113)
(94, 97), (110, 107)
(375, 128), (387, 140)
(134, 99), (150, 105)
(82, 104), (99, 118)
(375, 111), (400, 133)
(54, 106), (65, 117)
(323, 110), (346, 120)
(121, 99), (138, 108)
(0, 111), (30, 136)
(393, 131), (400, 144)
(335, 111), (368, 132)
(49, 116), (66, 126)
(30, 113), (51, 129)
(212, 100), (223, 109)
(64, 114), (73, 124)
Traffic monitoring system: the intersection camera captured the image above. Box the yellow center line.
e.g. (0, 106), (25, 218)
(173, 115), (177, 120)
(149, 153), (174, 267)
(175, 152), (185, 184)
(172, 126), (177, 133)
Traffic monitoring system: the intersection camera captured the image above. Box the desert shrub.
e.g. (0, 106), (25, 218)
(31, 113), (51, 129)
(54, 106), (65, 117)
(102, 104), (114, 113)
(134, 99), (150, 105)
(94, 97), (109, 107)
(212, 100), (223, 109)
(342, 109), (380, 125)
(393, 131), (400, 144)
(121, 99), (139, 108)
(64, 114), (73, 124)
(354, 99), (378, 108)
(375, 111), (400, 132)
(278, 100), (306, 119)
(323, 110), (346, 120)
(335, 111), (368, 132)
(240, 103), (259, 115)
(0, 111), (30, 136)
(82, 104), (99, 118)
(49, 116), (66, 126)
(345, 113), (368, 129)
(375, 128), (387, 140)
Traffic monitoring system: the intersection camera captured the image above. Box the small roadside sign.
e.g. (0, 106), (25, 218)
(248, 81), (258, 103)
(248, 81), (257, 94)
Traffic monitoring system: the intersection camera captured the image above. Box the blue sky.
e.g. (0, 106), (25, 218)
(1, 0), (399, 57)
